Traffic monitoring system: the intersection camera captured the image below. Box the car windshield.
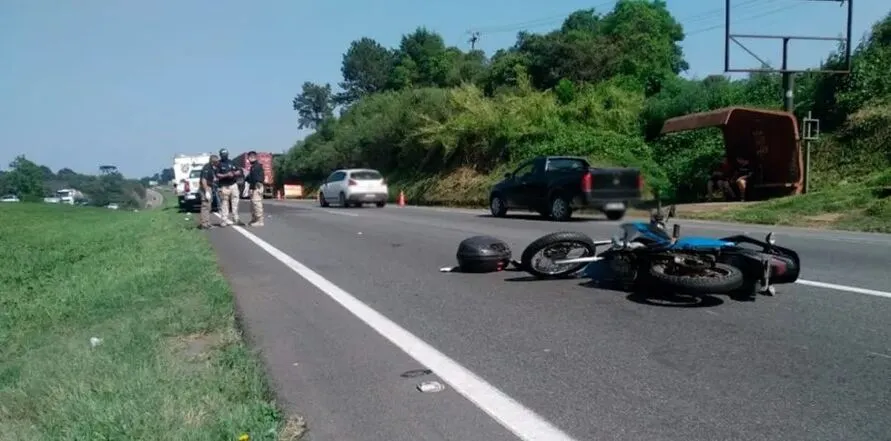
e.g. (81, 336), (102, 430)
(350, 171), (382, 180)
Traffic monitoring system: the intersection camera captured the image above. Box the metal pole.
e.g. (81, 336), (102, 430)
(781, 37), (794, 112)
(845, 0), (854, 70)
(724, 0), (731, 71)
(804, 140), (811, 194)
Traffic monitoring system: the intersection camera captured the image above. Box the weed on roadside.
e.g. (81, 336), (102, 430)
(0, 204), (296, 441)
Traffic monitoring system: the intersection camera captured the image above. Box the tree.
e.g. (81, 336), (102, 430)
(57, 167), (78, 177)
(99, 165), (119, 175)
(391, 28), (455, 88)
(292, 82), (334, 129)
(160, 167), (174, 182)
(4, 155), (45, 201)
(337, 37), (396, 105)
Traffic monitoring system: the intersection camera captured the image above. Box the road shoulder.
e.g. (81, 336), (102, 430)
(209, 227), (519, 441)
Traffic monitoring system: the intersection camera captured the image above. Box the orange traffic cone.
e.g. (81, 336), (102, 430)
(398, 190), (406, 207)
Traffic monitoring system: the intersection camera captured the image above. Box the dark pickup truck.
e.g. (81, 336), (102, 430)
(489, 156), (642, 221)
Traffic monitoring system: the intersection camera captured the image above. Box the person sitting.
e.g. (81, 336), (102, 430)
(730, 156), (753, 201)
(707, 157), (733, 201)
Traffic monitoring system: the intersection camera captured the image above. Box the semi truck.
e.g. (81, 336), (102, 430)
(232, 151), (276, 198)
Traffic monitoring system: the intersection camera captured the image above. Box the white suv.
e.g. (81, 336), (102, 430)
(319, 168), (388, 208)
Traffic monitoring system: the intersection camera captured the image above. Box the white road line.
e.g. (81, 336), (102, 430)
(321, 209), (359, 217)
(221, 219), (578, 441)
(795, 279), (891, 299)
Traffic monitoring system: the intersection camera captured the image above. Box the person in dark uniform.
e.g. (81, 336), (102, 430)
(216, 148), (243, 226)
(245, 151), (266, 226)
(198, 155), (220, 229)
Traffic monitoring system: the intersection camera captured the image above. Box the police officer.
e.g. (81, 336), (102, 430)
(198, 155), (220, 229)
(245, 151), (266, 226)
(216, 148), (243, 226)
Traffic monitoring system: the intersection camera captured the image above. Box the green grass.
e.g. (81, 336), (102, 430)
(0, 203), (304, 441)
(682, 170), (891, 233)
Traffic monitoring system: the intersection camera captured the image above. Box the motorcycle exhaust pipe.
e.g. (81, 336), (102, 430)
(672, 224), (680, 239)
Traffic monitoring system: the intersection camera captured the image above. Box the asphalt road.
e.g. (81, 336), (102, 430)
(209, 200), (891, 441)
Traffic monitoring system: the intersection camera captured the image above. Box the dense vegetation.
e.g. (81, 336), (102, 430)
(280, 0), (890, 210)
(0, 155), (148, 208)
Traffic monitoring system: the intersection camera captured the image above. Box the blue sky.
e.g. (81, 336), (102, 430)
(0, 0), (885, 178)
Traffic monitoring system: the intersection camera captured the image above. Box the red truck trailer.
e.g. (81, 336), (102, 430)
(232, 151), (275, 198)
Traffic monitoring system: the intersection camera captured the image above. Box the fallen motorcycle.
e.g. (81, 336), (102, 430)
(518, 202), (801, 297)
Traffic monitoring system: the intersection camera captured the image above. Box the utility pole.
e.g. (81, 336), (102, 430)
(781, 37), (793, 112)
(724, 0), (853, 194)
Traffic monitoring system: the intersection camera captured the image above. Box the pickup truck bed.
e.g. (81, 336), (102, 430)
(488, 156), (642, 221)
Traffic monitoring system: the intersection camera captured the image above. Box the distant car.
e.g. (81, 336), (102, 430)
(318, 168), (388, 208)
(106, 203), (119, 210)
(1, 194), (20, 203)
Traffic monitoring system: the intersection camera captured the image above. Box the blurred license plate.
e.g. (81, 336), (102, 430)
(186, 194), (196, 200)
(605, 202), (625, 210)
(364, 194), (375, 199)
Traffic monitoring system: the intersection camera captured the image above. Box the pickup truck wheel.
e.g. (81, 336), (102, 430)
(549, 195), (573, 221)
(490, 195), (508, 217)
(605, 210), (625, 221)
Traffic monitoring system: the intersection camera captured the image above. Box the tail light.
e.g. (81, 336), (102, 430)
(348, 179), (358, 186)
(182, 180), (190, 192)
(637, 174), (644, 190)
(581, 171), (593, 192)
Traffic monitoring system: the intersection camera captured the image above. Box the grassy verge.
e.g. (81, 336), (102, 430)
(0, 203), (304, 440)
(680, 170), (891, 233)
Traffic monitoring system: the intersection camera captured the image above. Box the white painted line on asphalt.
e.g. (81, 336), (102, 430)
(866, 351), (891, 359)
(322, 209), (359, 217)
(796, 279), (891, 299)
(222, 219), (579, 441)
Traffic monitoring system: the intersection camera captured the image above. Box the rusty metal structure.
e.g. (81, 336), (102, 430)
(660, 107), (803, 199)
(724, 0), (853, 112)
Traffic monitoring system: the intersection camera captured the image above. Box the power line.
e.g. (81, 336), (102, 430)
(467, 1), (615, 35)
(465, 0), (790, 42)
(686, 1), (806, 36)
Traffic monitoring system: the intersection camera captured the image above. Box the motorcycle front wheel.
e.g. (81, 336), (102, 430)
(648, 262), (744, 295)
(520, 231), (598, 279)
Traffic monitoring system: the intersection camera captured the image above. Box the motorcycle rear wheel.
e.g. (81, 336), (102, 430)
(648, 262), (744, 295)
(520, 231), (597, 279)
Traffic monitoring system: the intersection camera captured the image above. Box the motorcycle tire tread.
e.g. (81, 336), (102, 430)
(520, 231), (597, 279)
(648, 262), (744, 295)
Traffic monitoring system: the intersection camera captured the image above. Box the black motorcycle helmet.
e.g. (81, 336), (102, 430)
(219, 148), (229, 160)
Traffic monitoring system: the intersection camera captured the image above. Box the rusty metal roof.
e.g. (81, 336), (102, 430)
(659, 106), (797, 135)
